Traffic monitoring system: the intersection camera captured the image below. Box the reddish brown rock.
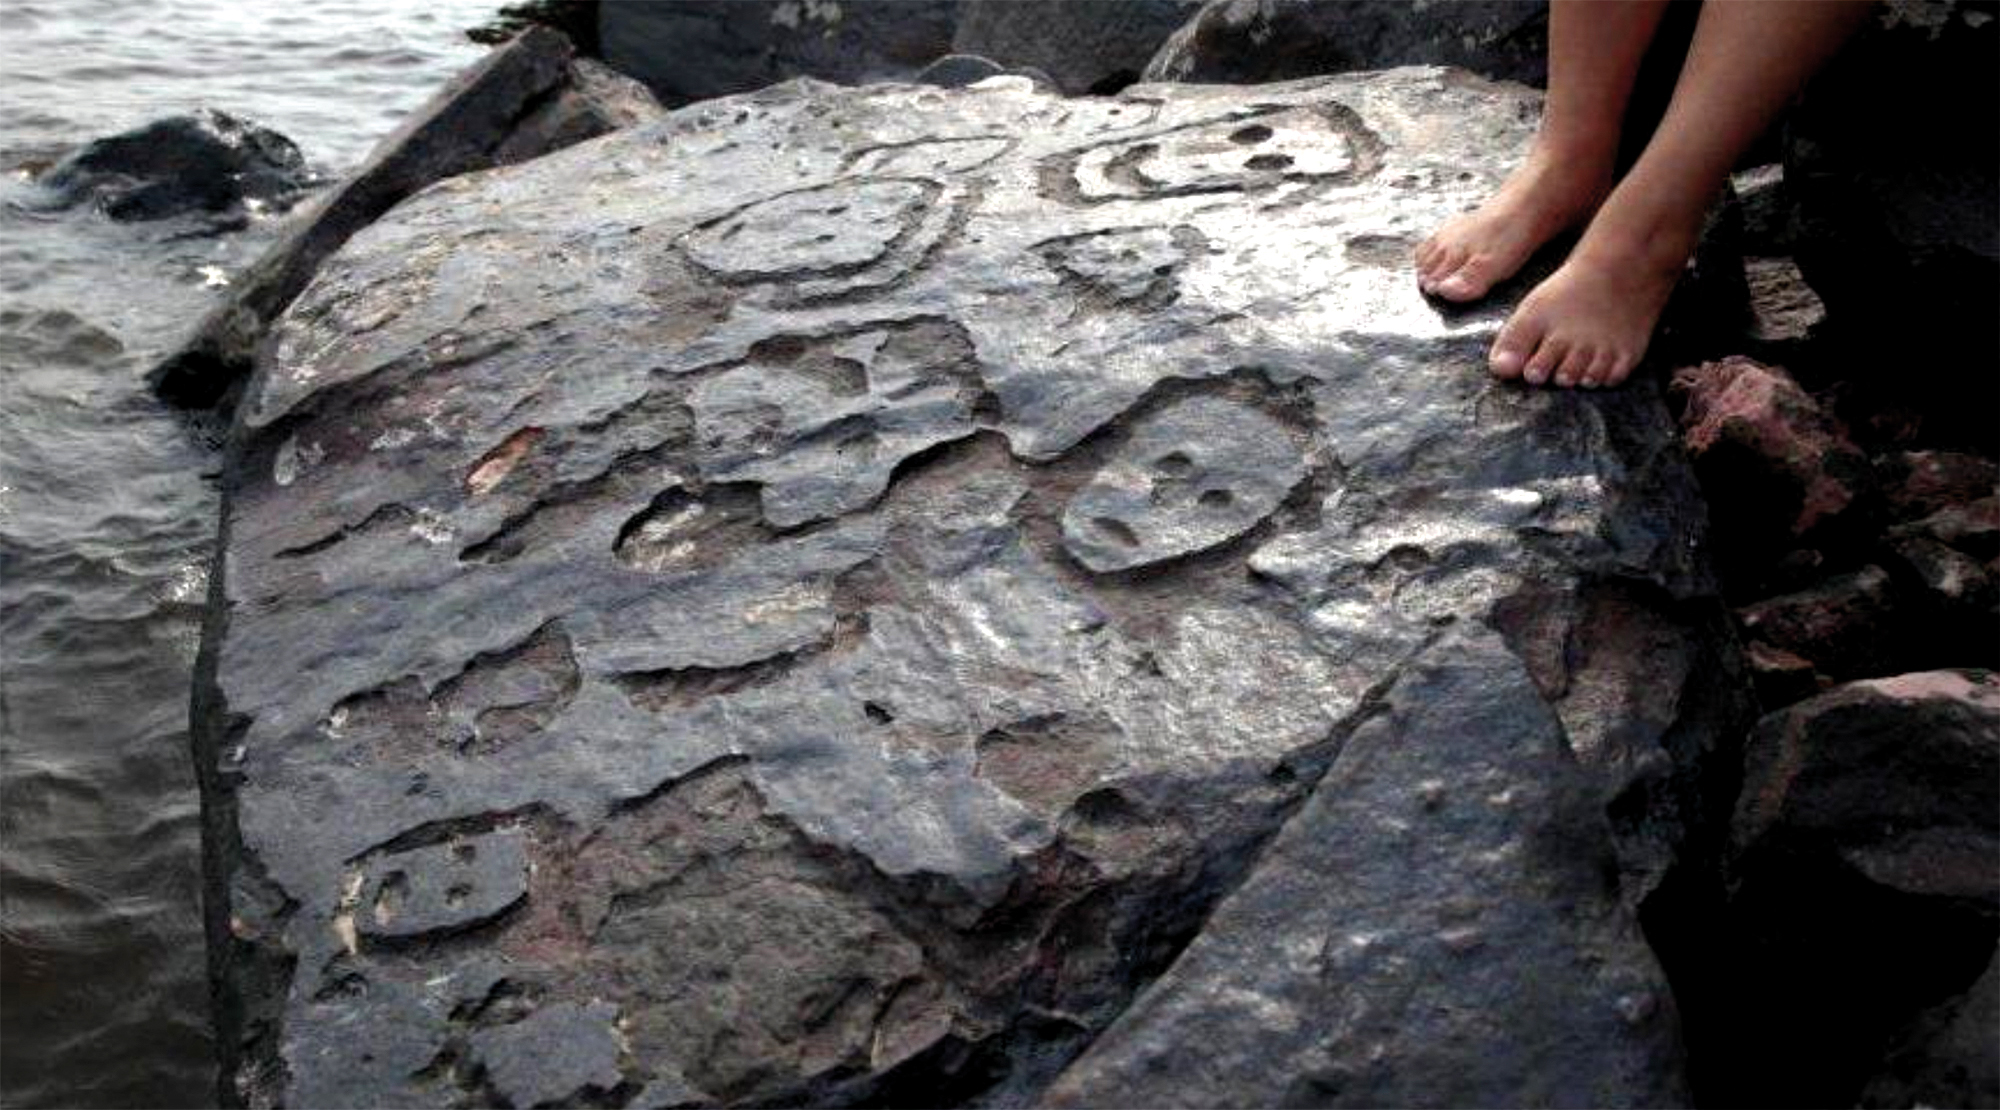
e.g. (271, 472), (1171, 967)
(1671, 357), (1876, 582)
(1745, 639), (1824, 708)
(1736, 565), (1900, 683)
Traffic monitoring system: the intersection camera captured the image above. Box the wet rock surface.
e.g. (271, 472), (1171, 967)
(197, 70), (1741, 1107)
(33, 108), (314, 223)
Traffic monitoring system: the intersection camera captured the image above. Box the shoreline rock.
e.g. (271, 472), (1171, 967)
(191, 67), (1747, 1107)
(31, 109), (315, 224)
(149, 27), (670, 410)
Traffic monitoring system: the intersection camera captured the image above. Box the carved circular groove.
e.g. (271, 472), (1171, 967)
(682, 179), (934, 281)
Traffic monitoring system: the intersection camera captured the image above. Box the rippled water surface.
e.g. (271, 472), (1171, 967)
(1, 3), (499, 1104)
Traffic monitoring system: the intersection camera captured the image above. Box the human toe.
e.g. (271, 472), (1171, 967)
(1433, 254), (1502, 302)
(1522, 336), (1568, 386)
(1488, 313), (1544, 380)
(1553, 344), (1595, 389)
(1420, 244), (1467, 292)
(1602, 350), (1638, 387)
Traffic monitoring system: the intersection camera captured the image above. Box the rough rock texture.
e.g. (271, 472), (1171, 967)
(1742, 256), (1824, 350)
(1671, 357), (1876, 584)
(33, 108), (313, 222)
(1786, 0), (2000, 446)
(1045, 631), (1688, 1108)
(1734, 671), (2000, 904)
(599, 0), (958, 106)
(151, 28), (577, 408)
(1705, 671), (2000, 1107)
(493, 58), (666, 168)
(1736, 565), (1900, 686)
(1142, 0), (1549, 87)
(196, 71), (1743, 1108)
(953, 0), (1202, 94)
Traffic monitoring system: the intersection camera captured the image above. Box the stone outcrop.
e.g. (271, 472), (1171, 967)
(1142, 0), (1549, 87)
(32, 109), (314, 223)
(952, 0), (1201, 94)
(195, 69), (1745, 1107)
(150, 28), (666, 409)
(599, 0), (958, 106)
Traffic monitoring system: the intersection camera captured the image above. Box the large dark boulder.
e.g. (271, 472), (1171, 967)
(952, 0), (1202, 94)
(194, 68), (1744, 1107)
(1696, 671), (2000, 1107)
(599, 0), (958, 106)
(1142, 0), (1549, 87)
(34, 108), (312, 222)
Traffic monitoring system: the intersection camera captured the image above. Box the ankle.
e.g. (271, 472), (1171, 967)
(1570, 204), (1701, 279)
(1527, 132), (1618, 192)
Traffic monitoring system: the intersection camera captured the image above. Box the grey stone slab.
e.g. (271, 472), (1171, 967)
(1042, 630), (1688, 1108)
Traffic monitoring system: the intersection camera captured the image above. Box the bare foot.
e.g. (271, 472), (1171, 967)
(1415, 144), (1613, 302)
(1486, 203), (1699, 388)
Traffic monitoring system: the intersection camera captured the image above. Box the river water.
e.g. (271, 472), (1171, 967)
(0, 3), (500, 1104)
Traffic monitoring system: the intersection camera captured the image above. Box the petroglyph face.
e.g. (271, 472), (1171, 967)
(1067, 106), (1376, 201)
(1062, 396), (1307, 573)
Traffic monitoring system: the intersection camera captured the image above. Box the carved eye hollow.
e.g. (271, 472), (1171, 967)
(1229, 124), (1274, 145)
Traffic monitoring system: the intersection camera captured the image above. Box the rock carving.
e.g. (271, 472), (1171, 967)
(193, 69), (1740, 1108)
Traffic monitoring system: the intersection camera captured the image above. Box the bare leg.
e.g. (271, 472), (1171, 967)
(1492, 0), (1876, 387)
(1415, 0), (1671, 301)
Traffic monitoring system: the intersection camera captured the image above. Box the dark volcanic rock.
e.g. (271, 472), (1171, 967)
(1142, 0), (1549, 87)
(1737, 565), (1901, 684)
(492, 57), (665, 167)
(35, 108), (312, 222)
(953, 0), (1202, 94)
(1045, 630), (1688, 1108)
(599, 0), (958, 106)
(1735, 670), (2000, 905)
(149, 28), (576, 408)
(1710, 672), (2000, 1106)
(1882, 450), (2000, 522)
(195, 70), (1741, 1107)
